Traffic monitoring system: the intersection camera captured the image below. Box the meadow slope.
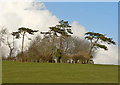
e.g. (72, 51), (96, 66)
(2, 61), (118, 83)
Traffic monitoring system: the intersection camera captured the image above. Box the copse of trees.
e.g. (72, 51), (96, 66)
(24, 35), (54, 62)
(40, 20), (73, 63)
(1, 20), (116, 64)
(22, 35), (91, 63)
(55, 20), (73, 57)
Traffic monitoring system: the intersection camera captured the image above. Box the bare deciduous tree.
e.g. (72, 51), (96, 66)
(0, 27), (7, 47)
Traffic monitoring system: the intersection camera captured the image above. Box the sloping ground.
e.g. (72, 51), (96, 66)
(2, 61), (118, 83)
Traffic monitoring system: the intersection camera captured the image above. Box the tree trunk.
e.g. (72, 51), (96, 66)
(65, 37), (69, 53)
(87, 44), (94, 64)
(88, 45), (94, 56)
(21, 32), (25, 57)
(52, 33), (56, 59)
(59, 36), (63, 57)
(60, 36), (62, 50)
(9, 49), (13, 58)
(7, 36), (14, 60)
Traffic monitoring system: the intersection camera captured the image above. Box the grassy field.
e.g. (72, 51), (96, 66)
(2, 61), (118, 83)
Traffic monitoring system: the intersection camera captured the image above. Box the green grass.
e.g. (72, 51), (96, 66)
(2, 61), (118, 83)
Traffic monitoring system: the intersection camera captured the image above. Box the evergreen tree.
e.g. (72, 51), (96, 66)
(85, 32), (116, 63)
(12, 27), (38, 57)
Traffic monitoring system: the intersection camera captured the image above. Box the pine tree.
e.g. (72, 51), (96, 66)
(85, 32), (116, 63)
(12, 27), (38, 58)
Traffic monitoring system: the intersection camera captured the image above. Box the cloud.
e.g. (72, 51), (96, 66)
(94, 44), (118, 65)
(0, 1), (59, 56)
(0, 1), (59, 32)
(0, 1), (118, 65)
(71, 21), (87, 39)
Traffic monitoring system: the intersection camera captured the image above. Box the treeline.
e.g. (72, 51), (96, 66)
(0, 20), (116, 64)
(19, 35), (91, 63)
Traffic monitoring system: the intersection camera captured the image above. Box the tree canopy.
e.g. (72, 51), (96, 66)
(85, 32), (116, 57)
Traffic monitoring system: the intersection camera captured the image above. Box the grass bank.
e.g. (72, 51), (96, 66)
(2, 61), (118, 83)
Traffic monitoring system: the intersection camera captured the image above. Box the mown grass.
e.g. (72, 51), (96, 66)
(2, 61), (118, 83)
